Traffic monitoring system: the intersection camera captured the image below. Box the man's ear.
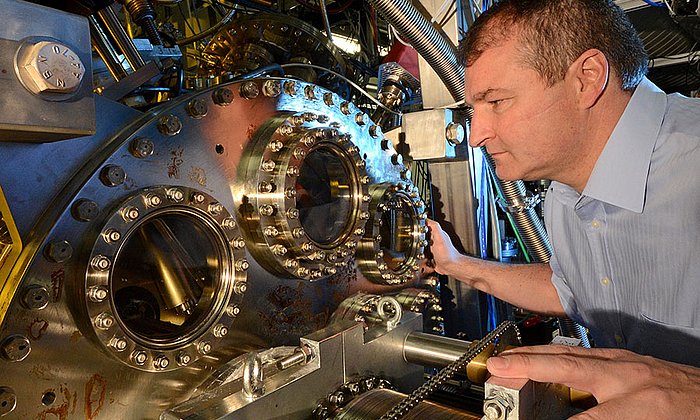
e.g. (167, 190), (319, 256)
(566, 48), (609, 109)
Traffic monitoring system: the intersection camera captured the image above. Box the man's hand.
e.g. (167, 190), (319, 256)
(424, 219), (464, 277)
(486, 345), (700, 419)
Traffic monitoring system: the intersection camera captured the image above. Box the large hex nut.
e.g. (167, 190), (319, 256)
(20, 41), (85, 94)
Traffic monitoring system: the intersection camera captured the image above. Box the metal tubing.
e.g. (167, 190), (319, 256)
(96, 5), (146, 71)
(89, 16), (129, 81)
(403, 331), (472, 368)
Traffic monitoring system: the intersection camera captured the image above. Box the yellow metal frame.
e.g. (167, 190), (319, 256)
(0, 185), (23, 327)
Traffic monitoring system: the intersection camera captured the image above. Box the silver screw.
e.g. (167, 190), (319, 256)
(153, 355), (170, 369)
(240, 81), (259, 99)
(197, 341), (212, 355)
(262, 80), (281, 97)
(21, 285), (49, 310)
(94, 312), (115, 330)
(129, 137), (154, 158)
(100, 165), (126, 187)
(0, 386), (17, 415)
(71, 199), (99, 222)
(186, 98), (208, 118)
(131, 350), (147, 365)
(1, 335), (31, 362)
(87, 286), (109, 303)
(19, 41), (84, 94)
(44, 240), (72, 263)
(212, 87), (234, 105)
(157, 114), (182, 136)
(176, 352), (192, 366)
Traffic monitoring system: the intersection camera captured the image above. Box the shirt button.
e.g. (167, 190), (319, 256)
(614, 334), (624, 345)
(591, 219), (601, 229)
(600, 276), (610, 286)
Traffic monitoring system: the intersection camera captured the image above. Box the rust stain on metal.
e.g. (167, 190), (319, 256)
(50, 268), (64, 301)
(69, 330), (82, 343)
(36, 384), (75, 420)
(28, 318), (49, 340)
(246, 124), (256, 140)
(85, 374), (107, 419)
(188, 166), (207, 186)
(168, 146), (184, 179)
(30, 364), (57, 380)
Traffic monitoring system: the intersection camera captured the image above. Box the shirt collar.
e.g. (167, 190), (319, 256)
(580, 77), (667, 213)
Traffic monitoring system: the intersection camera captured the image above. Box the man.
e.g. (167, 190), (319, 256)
(427, 0), (700, 417)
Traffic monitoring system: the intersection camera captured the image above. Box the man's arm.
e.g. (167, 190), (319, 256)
(487, 345), (700, 419)
(426, 219), (565, 316)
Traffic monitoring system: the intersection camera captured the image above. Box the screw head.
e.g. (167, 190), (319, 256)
(197, 341), (212, 355)
(44, 240), (73, 263)
(446, 122), (465, 145)
(153, 355), (170, 369)
(176, 352), (192, 366)
(100, 165), (126, 187)
(71, 198), (99, 222)
(284, 80), (298, 96)
(186, 98), (208, 118)
(129, 137), (154, 158)
(262, 80), (281, 97)
(0, 386), (17, 415)
(212, 87), (234, 105)
(94, 312), (115, 330)
(20, 41), (84, 94)
(87, 286), (109, 303)
(1, 335), (31, 362)
(21, 285), (50, 310)
(157, 114), (182, 136)
(131, 350), (147, 365)
(240, 81), (259, 99)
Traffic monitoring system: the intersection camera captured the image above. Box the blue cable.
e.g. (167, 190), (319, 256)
(641, 0), (665, 7)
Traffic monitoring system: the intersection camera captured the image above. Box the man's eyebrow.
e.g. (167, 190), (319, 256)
(471, 88), (500, 102)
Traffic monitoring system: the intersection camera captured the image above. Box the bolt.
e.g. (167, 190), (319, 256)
(208, 203), (224, 215)
(284, 80), (298, 96)
(91, 255), (111, 271)
(355, 113), (366, 126)
(186, 98), (208, 118)
(144, 194), (162, 208)
(391, 154), (403, 165)
(259, 204), (275, 216)
(292, 227), (304, 238)
(323, 92), (334, 106)
(268, 140), (284, 152)
(381, 139), (391, 150)
(110, 337), (128, 352)
(213, 324), (229, 338)
(1, 335), (31, 361)
(446, 122), (465, 145)
(262, 80), (281, 97)
(286, 208), (299, 219)
(87, 286), (109, 303)
(166, 188), (184, 202)
(121, 206), (140, 222)
(157, 114), (182, 136)
(304, 85), (316, 100)
(261, 160), (275, 172)
(129, 137), (155, 158)
(240, 81), (259, 99)
(197, 341), (212, 355)
(296, 267), (310, 277)
(71, 199), (99, 222)
(340, 101), (351, 115)
(226, 305), (241, 317)
(271, 244), (287, 256)
(20, 41), (84, 94)
(234, 282), (247, 294)
(212, 87), (234, 105)
(44, 240), (72, 263)
(222, 218), (236, 229)
(286, 166), (299, 177)
(176, 352), (192, 366)
(94, 312), (114, 330)
(284, 188), (297, 199)
(293, 148), (305, 160)
(231, 237), (245, 249)
(191, 193), (206, 204)
(0, 386), (17, 415)
(235, 259), (249, 272)
(283, 259), (298, 269)
(153, 355), (170, 369)
(21, 285), (49, 310)
(131, 350), (147, 365)
(483, 401), (504, 420)
(100, 164), (126, 187)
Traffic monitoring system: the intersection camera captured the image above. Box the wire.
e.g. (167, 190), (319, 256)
(640, 0), (665, 7)
(279, 63), (403, 115)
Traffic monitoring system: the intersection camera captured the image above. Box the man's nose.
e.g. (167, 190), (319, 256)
(468, 108), (495, 148)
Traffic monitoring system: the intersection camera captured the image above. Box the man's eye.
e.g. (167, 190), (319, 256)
(488, 99), (504, 106)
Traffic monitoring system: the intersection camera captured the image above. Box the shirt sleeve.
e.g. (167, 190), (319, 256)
(549, 250), (582, 323)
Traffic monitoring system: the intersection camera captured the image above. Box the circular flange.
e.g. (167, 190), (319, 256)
(357, 182), (427, 285)
(84, 186), (247, 372)
(240, 113), (370, 281)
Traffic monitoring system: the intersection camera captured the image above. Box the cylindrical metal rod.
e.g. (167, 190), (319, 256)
(403, 331), (472, 368)
(89, 15), (129, 81)
(96, 5), (146, 71)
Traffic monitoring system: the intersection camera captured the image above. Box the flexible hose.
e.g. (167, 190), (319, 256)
(366, 0), (464, 101)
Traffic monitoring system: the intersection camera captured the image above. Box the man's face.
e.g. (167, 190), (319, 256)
(465, 36), (580, 182)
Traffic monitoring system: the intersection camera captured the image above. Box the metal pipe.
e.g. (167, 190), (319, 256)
(403, 331), (472, 368)
(319, 0), (334, 42)
(367, 0), (464, 101)
(96, 5), (146, 71)
(176, 8), (236, 46)
(89, 15), (129, 81)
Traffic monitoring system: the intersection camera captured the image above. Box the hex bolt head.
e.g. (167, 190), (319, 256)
(157, 114), (182, 136)
(166, 188), (184, 202)
(44, 240), (73, 263)
(304, 85), (316, 100)
(208, 203), (224, 215)
(121, 206), (140, 222)
(1, 335), (31, 362)
(87, 286), (109, 303)
(94, 312), (115, 330)
(71, 199), (99, 222)
(391, 154), (403, 165)
(340, 101), (351, 115)
(355, 113), (366, 126)
(446, 122), (465, 145)
(212, 324), (229, 338)
(100, 165), (126, 187)
(19, 41), (85, 94)
(129, 137), (154, 158)
(212, 87), (234, 105)
(262, 80), (281, 97)
(153, 355), (170, 369)
(186, 98), (208, 119)
(21, 285), (50, 310)
(283, 80), (298, 96)
(233, 281), (247, 293)
(197, 341), (212, 355)
(110, 337), (128, 352)
(323, 92), (334, 106)
(240, 81), (259, 99)
(0, 386), (17, 416)
(131, 350), (147, 366)
(176, 352), (191, 366)
(91, 255), (111, 271)
(226, 305), (241, 317)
